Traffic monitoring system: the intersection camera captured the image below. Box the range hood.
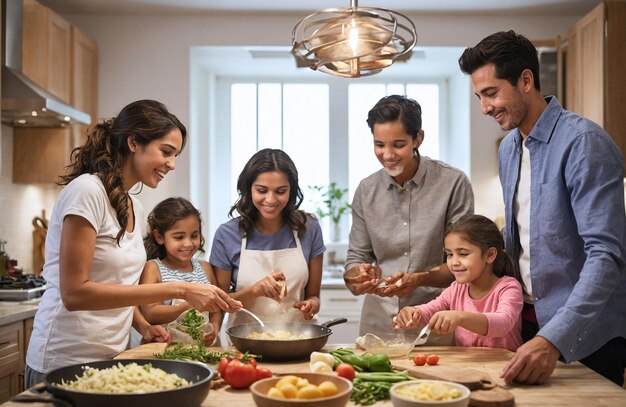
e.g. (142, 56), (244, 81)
(1, 0), (90, 127)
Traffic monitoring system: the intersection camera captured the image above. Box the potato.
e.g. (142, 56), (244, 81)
(277, 382), (298, 398)
(276, 375), (298, 388)
(296, 384), (324, 399)
(317, 380), (339, 396)
(296, 377), (311, 389)
(267, 387), (286, 399)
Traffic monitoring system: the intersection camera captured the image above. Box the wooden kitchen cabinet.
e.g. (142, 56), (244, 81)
(22, 0), (72, 103)
(70, 25), (98, 147)
(0, 322), (24, 403)
(13, 127), (72, 184)
(13, 5), (98, 184)
(566, 0), (626, 171)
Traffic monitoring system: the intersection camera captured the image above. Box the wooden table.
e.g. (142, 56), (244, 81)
(4, 343), (625, 406)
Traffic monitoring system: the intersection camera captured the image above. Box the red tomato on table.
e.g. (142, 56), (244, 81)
(223, 359), (258, 389)
(336, 362), (356, 381)
(426, 354), (440, 365)
(255, 367), (272, 380)
(413, 354), (427, 366)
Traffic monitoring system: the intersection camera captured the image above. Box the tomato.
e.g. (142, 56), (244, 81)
(218, 356), (231, 376)
(426, 354), (440, 365)
(335, 362), (356, 381)
(224, 359), (258, 389)
(248, 357), (258, 369)
(255, 367), (273, 380)
(413, 354), (427, 366)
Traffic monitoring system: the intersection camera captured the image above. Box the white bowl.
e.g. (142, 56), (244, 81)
(390, 380), (470, 407)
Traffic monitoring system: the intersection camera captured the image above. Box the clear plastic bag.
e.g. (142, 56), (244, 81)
(167, 308), (214, 346)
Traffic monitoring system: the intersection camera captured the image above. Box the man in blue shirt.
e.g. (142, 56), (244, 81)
(459, 30), (626, 386)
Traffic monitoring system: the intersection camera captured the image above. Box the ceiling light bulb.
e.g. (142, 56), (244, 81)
(349, 20), (359, 53)
(31, 111), (38, 116)
(64, 116), (71, 122)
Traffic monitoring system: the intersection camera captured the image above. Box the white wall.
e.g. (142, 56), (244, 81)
(0, 11), (581, 271)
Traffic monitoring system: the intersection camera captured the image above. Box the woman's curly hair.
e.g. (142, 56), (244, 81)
(59, 100), (187, 244)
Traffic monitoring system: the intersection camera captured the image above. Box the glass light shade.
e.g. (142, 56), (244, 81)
(292, 5), (417, 78)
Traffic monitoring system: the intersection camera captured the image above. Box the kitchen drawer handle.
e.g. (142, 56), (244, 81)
(329, 298), (358, 302)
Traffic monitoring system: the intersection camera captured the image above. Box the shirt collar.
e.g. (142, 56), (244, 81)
(527, 96), (562, 144)
(383, 156), (426, 189)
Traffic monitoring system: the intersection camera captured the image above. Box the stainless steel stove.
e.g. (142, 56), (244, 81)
(0, 275), (47, 301)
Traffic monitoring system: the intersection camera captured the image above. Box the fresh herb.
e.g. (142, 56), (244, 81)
(179, 309), (205, 344)
(350, 370), (412, 405)
(155, 342), (261, 366)
(155, 342), (230, 364)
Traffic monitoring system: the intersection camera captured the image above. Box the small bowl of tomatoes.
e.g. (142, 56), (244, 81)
(250, 372), (352, 407)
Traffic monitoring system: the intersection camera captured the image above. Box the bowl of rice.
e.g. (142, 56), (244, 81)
(44, 359), (213, 407)
(390, 379), (470, 407)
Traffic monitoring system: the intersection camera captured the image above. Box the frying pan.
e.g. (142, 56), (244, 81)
(226, 317), (347, 361)
(12, 359), (212, 407)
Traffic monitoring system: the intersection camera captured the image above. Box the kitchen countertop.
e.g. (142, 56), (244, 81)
(5, 342), (624, 406)
(0, 301), (38, 325)
(321, 275), (347, 289)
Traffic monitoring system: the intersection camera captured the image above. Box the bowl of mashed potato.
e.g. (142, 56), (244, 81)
(390, 379), (470, 407)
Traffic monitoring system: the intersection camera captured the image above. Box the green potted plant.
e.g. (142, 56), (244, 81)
(309, 182), (351, 241)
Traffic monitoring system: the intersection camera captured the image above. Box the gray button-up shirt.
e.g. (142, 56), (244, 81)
(346, 156), (474, 336)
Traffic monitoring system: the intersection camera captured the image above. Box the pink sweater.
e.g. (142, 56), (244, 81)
(417, 276), (523, 351)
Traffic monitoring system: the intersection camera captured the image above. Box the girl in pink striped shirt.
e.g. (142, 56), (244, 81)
(393, 214), (523, 351)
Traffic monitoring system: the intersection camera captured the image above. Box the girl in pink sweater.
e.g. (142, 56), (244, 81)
(393, 214), (523, 351)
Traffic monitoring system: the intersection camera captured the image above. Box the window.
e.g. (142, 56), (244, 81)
(227, 80), (441, 240)
(230, 83), (330, 212)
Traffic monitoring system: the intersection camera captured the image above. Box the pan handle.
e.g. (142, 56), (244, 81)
(10, 383), (73, 407)
(320, 317), (348, 328)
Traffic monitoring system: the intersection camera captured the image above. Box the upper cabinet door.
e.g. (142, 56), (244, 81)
(22, 0), (72, 103)
(567, 0), (626, 173)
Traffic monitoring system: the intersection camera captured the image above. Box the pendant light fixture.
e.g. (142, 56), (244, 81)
(291, 0), (417, 78)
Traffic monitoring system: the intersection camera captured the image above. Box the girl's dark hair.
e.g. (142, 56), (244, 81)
(229, 148), (308, 237)
(366, 95), (423, 154)
(458, 30), (541, 91)
(144, 197), (204, 260)
(444, 214), (517, 279)
(59, 100), (187, 244)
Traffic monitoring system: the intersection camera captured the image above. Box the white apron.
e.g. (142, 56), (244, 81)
(226, 230), (312, 328)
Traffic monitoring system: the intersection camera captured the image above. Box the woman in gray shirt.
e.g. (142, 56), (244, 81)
(344, 95), (474, 338)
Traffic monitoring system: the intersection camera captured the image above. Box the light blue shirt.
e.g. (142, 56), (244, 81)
(499, 96), (626, 362)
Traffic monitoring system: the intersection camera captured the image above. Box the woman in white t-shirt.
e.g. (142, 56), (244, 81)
(25, 100), (241, 387)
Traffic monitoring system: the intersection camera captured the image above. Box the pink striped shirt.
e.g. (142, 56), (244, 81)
(417, 276), (523, 351)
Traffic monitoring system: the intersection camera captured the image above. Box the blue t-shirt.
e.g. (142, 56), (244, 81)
(209, 215), (325, 290)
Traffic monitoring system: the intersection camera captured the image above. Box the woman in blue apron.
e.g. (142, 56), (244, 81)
(210, 149), (325, 329)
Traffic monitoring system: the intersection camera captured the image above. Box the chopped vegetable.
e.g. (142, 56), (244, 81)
(310, 361), (333, 373)
(179, 309), (206, 344)
(329, 348), (393, 373)
(350, 370), (412, 405)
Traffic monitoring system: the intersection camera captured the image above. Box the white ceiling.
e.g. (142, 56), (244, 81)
(39, 0), (600, 16)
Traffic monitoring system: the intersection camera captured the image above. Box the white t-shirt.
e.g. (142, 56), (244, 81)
(26, 174), (146, 373)
(514, 142), (533, 303)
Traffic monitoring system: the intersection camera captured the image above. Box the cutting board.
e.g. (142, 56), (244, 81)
(392, 362), (515, 407)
